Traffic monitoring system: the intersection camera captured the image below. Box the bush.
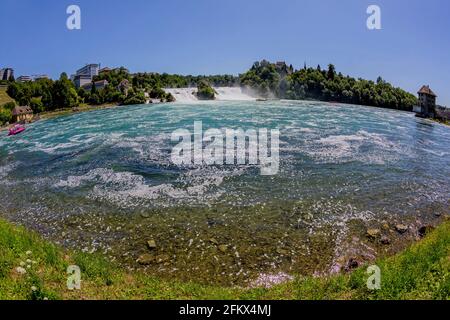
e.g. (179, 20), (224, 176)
(0, 108), (12, 125)
(2, 101), (16, 111)
(165, 93), (175, 102)
(122, 92), (146, 105)
(196, 80), (216, 100)
(30, 97), (44, 113)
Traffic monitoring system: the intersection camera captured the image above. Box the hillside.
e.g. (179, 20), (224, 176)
(0, 86), (14, 106)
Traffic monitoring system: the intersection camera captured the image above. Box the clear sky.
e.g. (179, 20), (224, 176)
(1, 0), (449, 105)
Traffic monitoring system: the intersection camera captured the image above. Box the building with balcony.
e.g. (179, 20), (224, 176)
(74, 74), (93, 88)
(0, 68), (14, 81)
(81, 79), (109, 91)
(17, 75), (33, 83)
(76, 64), (100, 78)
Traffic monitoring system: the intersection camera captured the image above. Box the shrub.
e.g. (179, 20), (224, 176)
(2, 101), (16, 111)
(30, 97), (44, 113)
(0, 108), (12, 125)
(196, 80), (216, 100)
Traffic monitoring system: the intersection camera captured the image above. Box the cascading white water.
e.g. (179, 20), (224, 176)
(164, 87), (256, 103)
(164, 88), (198, 102)
(214, 87), (256, 101)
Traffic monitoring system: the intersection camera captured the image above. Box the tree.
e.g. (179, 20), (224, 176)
(327, 64), (336, 80)
(51, 73), (79, 109)
(0, 108), (12, 125)
(30, 97), (44, 113)
(2, 102), (16, 110)
(238, 59), (417, 111)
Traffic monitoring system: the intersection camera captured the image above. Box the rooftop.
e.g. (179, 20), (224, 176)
(12, 106), (33, 116)
(418, 85), (437, 97)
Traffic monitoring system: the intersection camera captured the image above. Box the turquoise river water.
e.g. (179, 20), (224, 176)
(0, 100), (449, 285)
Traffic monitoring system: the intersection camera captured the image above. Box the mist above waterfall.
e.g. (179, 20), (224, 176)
(164, 87), (257, 103)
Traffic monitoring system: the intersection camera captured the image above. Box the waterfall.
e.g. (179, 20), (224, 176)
(164, 88), (198, 102)
(164, 87), (256, 103)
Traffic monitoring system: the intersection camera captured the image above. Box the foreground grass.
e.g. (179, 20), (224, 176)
(0, 218), (448, 300)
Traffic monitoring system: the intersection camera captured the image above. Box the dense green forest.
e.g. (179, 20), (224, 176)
(240, 60), (417, 110)
(1, 60), (418, 126)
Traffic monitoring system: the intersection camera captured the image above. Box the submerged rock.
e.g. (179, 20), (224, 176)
(155, 254), (170, 264)
(395, 224), (408, 234)
(380, 236), (391, 245)
(276, 248), (289, 255)
(344, 258), (359, 272)
(418, 225), (434, 238)
(367, 229), (381, 239)
(147, 240), (157, 250)
(137, 254), (155, 265)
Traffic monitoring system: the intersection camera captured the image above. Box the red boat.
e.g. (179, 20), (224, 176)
(8, 124), (26, 136)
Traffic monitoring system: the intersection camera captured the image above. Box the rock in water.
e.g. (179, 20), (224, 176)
(147, 240), (157, 250)
(344, 258), (359, 272)
(418, 225), (434, 237)
(380, 236), (391, 245)
(395, 224), (408, 234)
(137, 254), (155, 265)
(155, 254), (170, 264)
(367, 229), (381, 239)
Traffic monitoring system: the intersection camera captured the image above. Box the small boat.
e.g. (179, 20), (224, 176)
(8, 124), (26, 136)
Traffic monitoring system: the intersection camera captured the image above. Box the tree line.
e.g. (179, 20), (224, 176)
(239, 60), (417, 110)
(1, 61), (419, 126)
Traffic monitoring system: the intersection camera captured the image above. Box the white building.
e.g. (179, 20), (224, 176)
(0, 68), (14, 81)
(76, 64), (100, 78)
(72, 64), (100, 88)
(17, 75), (33, 83)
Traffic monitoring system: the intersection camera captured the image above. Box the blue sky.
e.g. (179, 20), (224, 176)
(1, 0), (449, 105)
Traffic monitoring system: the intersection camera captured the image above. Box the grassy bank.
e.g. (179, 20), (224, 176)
(38, 103), (121, 120)
(0, 218), (448, 300)
(0, 87), (14, 106)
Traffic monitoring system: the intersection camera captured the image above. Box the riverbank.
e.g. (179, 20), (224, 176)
(0, 103), (120, 132)
(0, 217), (448, 300)
(39, 102), (121, 120)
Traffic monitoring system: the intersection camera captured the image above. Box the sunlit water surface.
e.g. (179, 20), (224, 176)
(1, 100), (449, 285)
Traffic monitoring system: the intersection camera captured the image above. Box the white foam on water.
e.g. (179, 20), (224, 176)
(164, 87), (256, 103)
(214, 87), (256, 101)
(303, 130), (404, 164)
(0, 162), (17, 180)
(54, 166), (246, 209)
(164, 88), (198, 103)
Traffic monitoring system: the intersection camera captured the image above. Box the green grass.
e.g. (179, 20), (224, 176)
(0, 87), (14, 106)
(0, 218), (448, 300)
